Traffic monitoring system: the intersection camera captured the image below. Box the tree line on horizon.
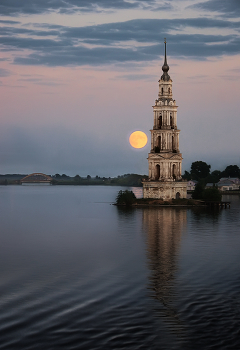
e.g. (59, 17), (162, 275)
(53, 162), (240, 184)
(0, 173), (147, 186)
(0, 162), (239, 187)
(182, 161), (240, 183)
(51, 173), (148, 187)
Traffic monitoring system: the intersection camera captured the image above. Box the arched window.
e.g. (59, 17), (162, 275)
(176, 192), (180, 199)
(156, 164), (160, 180)
(158, 114), (162, 128)
(157, 136), (161, 149)
(168, 87), (171, 94)
(173, 164), (177, 180)
(170, 114), (173, 128)
(172, 136), (175, 151)
(161, 87), (163, 95)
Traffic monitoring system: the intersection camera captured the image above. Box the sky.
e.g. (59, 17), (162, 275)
(0, 0), (240, 177)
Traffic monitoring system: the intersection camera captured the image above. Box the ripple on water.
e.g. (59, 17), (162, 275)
(0, 259), (177, 350)
(0, 188), (240, 349)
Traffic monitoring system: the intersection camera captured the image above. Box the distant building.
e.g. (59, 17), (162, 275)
(187, 180), (198, 191)
(218, 178), (240, 185)
(217, 178), (239, 191)
(142, 41), (187, 200)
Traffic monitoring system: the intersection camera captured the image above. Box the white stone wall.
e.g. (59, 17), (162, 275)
(143, 181), (187, 200)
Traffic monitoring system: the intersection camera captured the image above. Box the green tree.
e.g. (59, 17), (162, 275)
(74, 175), (81, 181)
(190, 161), (211, 180)
(192, 183), (222, 201)
(192, 182), (205, 199)
(182, 170), (191, 181)
(210, 170), (222, 182)
(204, 170), (222, 184)
(116, 190), (136, 206)
(222, 165), (240, 178)
(202, 187), (222, 202)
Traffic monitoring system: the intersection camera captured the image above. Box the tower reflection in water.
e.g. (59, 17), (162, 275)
(143, 208), (187, 331)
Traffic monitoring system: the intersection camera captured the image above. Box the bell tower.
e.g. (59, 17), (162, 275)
(143, 40), (187, 200)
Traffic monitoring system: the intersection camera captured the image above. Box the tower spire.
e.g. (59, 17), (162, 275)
(161, 39), (170, 81)
(164, 38), (168, 66)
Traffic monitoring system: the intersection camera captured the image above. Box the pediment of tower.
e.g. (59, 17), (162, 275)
(169, 154), (183, 160)
(149, 153), (182, 161)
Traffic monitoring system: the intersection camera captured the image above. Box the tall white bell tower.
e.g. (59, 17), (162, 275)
(143, 40), (187, 200)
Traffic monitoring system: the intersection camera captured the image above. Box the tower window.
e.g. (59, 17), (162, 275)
(170, 115), (173, 128)
(158, 136), (161, 150)
(172, 136), (175, 151)
(161, 87), (163, 95)
(158, 114), (162, 128)
(173, 164), (177, 179)
(156, 164), (160, 180)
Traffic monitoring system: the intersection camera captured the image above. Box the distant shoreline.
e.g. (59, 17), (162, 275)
(0, 174), (147, 187)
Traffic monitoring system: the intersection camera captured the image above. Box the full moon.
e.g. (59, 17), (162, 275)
(129, 131), (148, 149)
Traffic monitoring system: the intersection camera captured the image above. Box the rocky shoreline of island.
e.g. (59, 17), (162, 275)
(131, 198), (205, 207)
(114, 191), (206, 207)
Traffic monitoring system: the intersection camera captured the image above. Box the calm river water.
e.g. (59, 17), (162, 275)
(0, 185), (239, 349)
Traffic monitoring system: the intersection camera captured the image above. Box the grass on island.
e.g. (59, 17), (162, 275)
(115, 190), (204, 207)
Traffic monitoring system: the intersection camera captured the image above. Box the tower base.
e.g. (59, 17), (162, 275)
(143, 180), (187, 200)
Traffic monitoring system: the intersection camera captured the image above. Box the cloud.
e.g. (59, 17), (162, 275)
(0, 68), (13, 76)
(1, 18), (240, 67)
(191, 0), (240, 18)
(58, 17), (240, 44)
(18, 77), (65, 86)
(0, 0), (165, 16)
(13, 35), (240, 66)
(187, 75), (208, 80)
(0, 26), (59, 37)
(227, 68), (240, 73)
(0, 19), (20, 24)
(219, 75), (240, 81)
(117, 73), (156, 80)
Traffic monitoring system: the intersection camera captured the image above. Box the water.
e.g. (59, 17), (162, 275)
(0, 185), (239, 349)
